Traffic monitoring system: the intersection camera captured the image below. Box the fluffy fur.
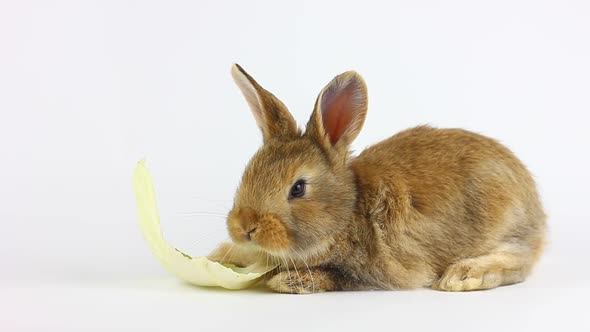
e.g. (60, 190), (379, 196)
(209, 64), (546, 293)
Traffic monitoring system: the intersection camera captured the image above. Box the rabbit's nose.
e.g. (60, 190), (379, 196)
(233, 207), (260, 242)
(244, 226), (258, 241)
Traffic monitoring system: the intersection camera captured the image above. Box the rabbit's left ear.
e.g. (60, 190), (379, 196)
(231, 64), (299, 142)
(306, 71), (368, 154)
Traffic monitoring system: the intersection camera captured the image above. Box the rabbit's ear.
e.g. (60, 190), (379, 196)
(306, 71), (368, 153)
(231, 64), (299, 142)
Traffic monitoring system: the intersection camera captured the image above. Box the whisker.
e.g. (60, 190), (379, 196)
(176, 212), (228, 218)
(294, 247), (315, 293)
(255, 250), (263, 267)
(269, 255), (280, 289)
(188, 228), (228, 244)
(281, 254), (293, 291)
(189, 197), (232, 211)
(175, 216), (226, 222)
(226, 247), (237, 265)
(190, 196), (232, 203)
(278, 256), (284, 291)
(219, 245), (233, 263)
(288, 256), (304, 292)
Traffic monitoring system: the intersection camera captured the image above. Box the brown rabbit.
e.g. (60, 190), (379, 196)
(208, 64), (546, 293)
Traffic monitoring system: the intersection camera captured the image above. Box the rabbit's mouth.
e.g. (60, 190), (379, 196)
(228, 207), (293, 253)
(227, 206), (336, 266)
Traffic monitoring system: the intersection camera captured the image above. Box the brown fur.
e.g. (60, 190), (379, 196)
(209, 64), (546, 293)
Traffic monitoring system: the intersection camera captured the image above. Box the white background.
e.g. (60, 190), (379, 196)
(1, 0), (589, 331)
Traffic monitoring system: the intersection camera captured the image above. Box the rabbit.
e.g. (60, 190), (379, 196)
(208, 64), (546, 293)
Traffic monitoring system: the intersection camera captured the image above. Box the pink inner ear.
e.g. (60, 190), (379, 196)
(321, 84), (356, 145)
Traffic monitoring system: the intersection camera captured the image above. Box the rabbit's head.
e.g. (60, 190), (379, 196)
(227, 64), (368, 261)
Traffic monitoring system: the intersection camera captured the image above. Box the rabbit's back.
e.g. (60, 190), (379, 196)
(351, 125), (546, 285)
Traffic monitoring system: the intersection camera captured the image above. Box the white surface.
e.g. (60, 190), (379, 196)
(1, 0), (589, 331)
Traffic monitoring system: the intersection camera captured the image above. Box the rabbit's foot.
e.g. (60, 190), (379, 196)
(433, 253), (528, 292)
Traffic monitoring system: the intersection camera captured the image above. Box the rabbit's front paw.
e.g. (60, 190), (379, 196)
(267, 268), (337, 294)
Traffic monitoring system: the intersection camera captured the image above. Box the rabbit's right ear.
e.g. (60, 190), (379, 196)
(305, 71), (368, 160)
(231, 64), (299, 142)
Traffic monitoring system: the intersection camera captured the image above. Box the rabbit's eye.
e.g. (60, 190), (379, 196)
(289, 179), (306, 199)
